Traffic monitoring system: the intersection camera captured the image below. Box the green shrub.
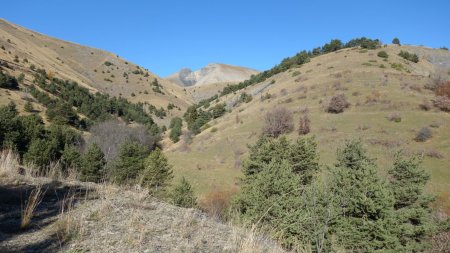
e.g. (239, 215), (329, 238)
(415, 127), (432, 142)
(171, 177), (196, 208)
(398, 50), (419, 63)
(0, 71), (19, 89)
(377, 51), (389, 58)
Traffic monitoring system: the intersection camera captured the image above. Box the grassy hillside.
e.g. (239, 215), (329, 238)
(0, 18), (191, 125)
(165, 45), (450, 213)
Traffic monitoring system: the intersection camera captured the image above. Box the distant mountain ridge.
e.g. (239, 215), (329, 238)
(166, 63), (259, 87)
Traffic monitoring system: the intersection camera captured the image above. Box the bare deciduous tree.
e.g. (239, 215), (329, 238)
(85, 120), (156, 161)
(262, 107), (294, 137)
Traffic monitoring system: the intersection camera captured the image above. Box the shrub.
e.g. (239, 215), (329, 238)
(24, 101), (34, 112)
(387, 112), (402, 122)
(419, 100), (432, 111)
(200, 189), (236, 219)
(377, 51), (389, 58)
(169, 117), (183, 143)
(326, 94), (350, 113)
(415, 127), (432, 142)
(262, 107), (294, 137)
(398, 51), (419, 63)
(171, 177), (196, 208)
(298, 113), (311, 135)
(435, 81), (450, 98)
(239, 92), (253, 103)
(0, 71), (19, 89)
(104, 61), (114, 66)
(433, 96), (450, 112)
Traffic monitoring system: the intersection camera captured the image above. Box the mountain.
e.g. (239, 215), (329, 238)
(166, 63), (259, 87)
(0, 18), (191, 125)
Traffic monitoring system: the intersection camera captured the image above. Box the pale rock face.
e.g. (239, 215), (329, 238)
(166, 63), (259, 87)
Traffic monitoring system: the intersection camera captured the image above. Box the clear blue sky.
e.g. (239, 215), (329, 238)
(2, 0), (449, 76)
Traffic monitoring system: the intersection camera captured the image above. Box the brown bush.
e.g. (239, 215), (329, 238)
(326, 94), (350, 113)
(415, 127), (432, 142)
(298, 113), (311, 135)
(433, 96), (450, 112)
(199, 189), (237, 220)
(435, 81), (450, 97)
(386, 112), (402, 122)
(262, 107), (294, 137)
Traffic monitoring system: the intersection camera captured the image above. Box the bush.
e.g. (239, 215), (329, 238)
(171, 177), (196, 208)
(262, 107), (294, 137)
(398, 50), (419, 63)
(377, 51), (389, 58)
(200, 189), (236, 219)
(169, 117), (183, 143)
(415, 127), (432, 142)
(326, 94), (350, 113)
(435, 81), (450, 98)
(298, 113), (311, 135)
(387, 112), (402, 122)
(24, 101), (34, 112)
(0, 71), (19, 89)
(433, 96), (450, 111)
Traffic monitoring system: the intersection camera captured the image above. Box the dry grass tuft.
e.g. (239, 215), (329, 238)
(21, 184), (46, 229)
(0, 149), (20, 177)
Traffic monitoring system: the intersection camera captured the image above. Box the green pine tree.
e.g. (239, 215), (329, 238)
(111, 140), (149, 184)
(80, 143), (106, 182)
(139, 148), (173, 194)
(330, 139), (398, 251)
(171, 177), (196, 208)
(388, 153), (435, 252)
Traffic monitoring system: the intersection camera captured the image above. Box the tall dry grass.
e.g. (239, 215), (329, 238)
(21, 184), (46, 229)
(0, 149), (20, 177)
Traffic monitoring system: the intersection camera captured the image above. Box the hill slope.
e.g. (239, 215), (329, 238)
(0, 18), (191, 124)
(165, 45), (450, 213)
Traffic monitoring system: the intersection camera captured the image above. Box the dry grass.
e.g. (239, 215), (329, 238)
(0, 149), (20, 177)
(21, 184), (46, 229)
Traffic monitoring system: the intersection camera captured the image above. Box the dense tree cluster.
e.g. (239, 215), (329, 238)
(232, 137), (438, 252)
(29, 70), (159, 133)
(183, 103), (226, 134)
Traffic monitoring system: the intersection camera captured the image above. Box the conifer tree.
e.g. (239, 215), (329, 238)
(111, 140), (149, 184)
(80, 142), (106, 182)
(388, 153), (435, 252)
(330, 139), (398, 251)
(139, 148), (173, 194)
(171, 177), (196, 208)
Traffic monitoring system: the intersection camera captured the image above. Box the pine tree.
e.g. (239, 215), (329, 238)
(171, 177), (196, 208)
(111, 140), (149, 184)
(139, 148), (173, 194)
(61, 144), (81, 170)
(330, 139), (398, 251)
(243, 136), (318, 184)
(388, 153), (435, 252)
(392, 38), (401, 45)
(80, 143), (106, 182)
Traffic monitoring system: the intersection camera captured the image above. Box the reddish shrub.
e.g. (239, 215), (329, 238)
(436, 81), (450, 98)
(199, 189), (237, 220)
(326, 94), (350, 113)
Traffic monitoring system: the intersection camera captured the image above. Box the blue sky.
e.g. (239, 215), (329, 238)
(2, 1), (449, 76)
